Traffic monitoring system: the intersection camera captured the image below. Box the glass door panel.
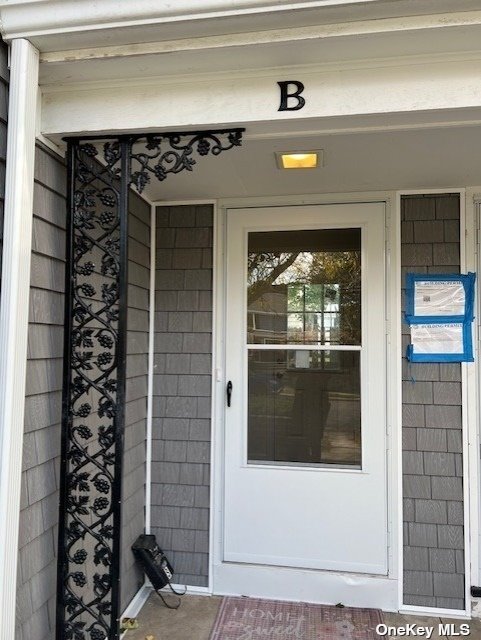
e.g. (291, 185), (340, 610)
(247, 349), (361, 467)
(247, 228), (361, 345)
(246, 228), (362, 468)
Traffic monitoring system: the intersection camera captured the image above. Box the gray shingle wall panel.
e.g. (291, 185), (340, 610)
(443, 220), (460, 243)
(403, 475), (431, 499)
(404, 498), (415, 522)
(401, 195), (464, 609)
(415, 500), (447, 525)
(408, 523), (438, 548)
(404, 571), (433, 596)
(34, 147), (66, 197)
(402, 381), (433, 404)
(431, 477), (463, 501)
(447, 429), (463, 453)
(439, 363), (462, 382)
(433, 573), (464, 598)
(436, 597), (465, 609)
(435, 196), (460, 219)
(423, 452), (456, 476)
(404, 197), (436, 220)
(416, 429), (447, 452)
(437, 525), (464, 549)
(413, 221), (444, 243)
(32, 424), (60, 464)
(151, 205), (213, 587)
(404, 595), (437, 607)
(429, 549), (456, 573)
(404, 546), (429, 570)
(402, 451), (424, 475)
(403, 428), (417, 450)
(24, 393), (61, 434)
(200, 290), (214, 309)
(402, 361), (439, 382)
(455, 550), (465, 574)
(120, 190), (150, 611)
(425, 405), (462, 429)
(401, 244), (433, 266)
(17, 143), (66, 639)
(432, 243), (460, 266)
(448, 501), (464, 526)
(433, 382), (462, 405)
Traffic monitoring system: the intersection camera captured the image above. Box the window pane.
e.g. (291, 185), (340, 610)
(247, 229), (361, 345)
(247, 349), (361, 467)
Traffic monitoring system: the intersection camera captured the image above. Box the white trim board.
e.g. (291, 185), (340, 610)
(144, 201), (156, 535)
(119, 584), (151, 639)
(399, 605), (470, 620)
(466, 188), (481, 607)
(0, 39), (39, 640)
(390, 191), (403, 612)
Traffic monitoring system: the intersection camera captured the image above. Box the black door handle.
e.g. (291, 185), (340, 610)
(226, 381), (233, 407)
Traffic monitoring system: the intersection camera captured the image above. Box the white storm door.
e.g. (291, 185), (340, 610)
(223, 203), (387, 576)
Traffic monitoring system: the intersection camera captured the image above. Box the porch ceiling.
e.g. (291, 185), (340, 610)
(117, 124), (481, 202)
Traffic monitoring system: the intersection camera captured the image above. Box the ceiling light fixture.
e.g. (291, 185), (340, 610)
(276, 150), (323, 169)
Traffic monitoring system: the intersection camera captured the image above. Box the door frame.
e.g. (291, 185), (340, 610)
(211, 190), (402, 610)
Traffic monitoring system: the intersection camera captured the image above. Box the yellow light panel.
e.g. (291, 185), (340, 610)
(280, 152), (318, 169)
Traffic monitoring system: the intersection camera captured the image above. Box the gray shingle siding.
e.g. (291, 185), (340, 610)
(17, 143), (66, 640)
(120, 190), (150, 611)
(401, 194), (464, 609)
(151, 204), (213, 587)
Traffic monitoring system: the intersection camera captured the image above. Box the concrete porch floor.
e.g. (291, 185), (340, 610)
(121, 593), (481, 640)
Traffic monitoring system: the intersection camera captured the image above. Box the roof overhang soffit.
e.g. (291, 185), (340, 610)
(2, 0), (481, 53)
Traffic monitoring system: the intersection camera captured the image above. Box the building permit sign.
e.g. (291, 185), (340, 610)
(404, 272), (476, 363)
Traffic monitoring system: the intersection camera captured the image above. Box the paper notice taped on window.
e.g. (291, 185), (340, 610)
(411, 323), (464, 354)
(414, 280), (465, 316)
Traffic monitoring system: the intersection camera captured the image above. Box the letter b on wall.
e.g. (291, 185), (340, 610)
(278, 81), (306, 111)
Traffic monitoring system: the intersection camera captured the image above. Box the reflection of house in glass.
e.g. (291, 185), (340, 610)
(287, 283), (340, 345)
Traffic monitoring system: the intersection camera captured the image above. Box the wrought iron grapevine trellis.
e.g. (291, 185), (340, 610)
(57, 129), (244, 640)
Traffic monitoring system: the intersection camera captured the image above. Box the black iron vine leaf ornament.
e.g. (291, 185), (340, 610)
(57, 140), (123, 640)
(129, 129), (244, 193)
(58, 128), (244, 640)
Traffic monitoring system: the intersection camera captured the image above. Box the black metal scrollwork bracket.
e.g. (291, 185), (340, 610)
(57, 129), (244, 640)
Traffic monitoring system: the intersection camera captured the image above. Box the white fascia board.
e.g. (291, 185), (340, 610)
(2, 0), (481, 51)
(41, 56), (481, 139)
(0, 0), (392, 39)
(37, 12), (481, 65)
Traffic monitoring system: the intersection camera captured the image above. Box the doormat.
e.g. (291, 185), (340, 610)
(209, 596), (383, 640)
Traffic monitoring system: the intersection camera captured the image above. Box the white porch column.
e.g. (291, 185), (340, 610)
(0, 39), (39, 638)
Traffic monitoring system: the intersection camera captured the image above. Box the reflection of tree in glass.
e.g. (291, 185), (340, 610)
(248, 250), (361, 345)
(247, 252), (299, 305)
